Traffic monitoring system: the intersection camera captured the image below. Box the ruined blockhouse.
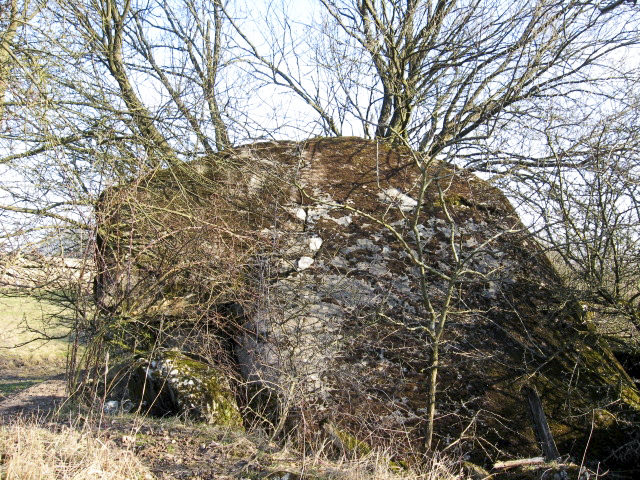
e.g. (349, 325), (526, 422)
(96, 137), (640, 469)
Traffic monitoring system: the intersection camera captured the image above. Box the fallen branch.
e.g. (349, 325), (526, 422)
(493, 457), (545, 469)
(523, 386), (560, 461)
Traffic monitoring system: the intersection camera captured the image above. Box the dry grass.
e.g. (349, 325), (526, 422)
(0, 418), (154, 479)
(288, 450), (466, 479)
(227, 437), (466, 480)
(0, 412), (466, 480)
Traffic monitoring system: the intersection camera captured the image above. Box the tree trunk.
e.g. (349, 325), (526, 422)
(207, 2), (230, 151)
(425, 345), (439, 451)
(0, 0), (20, 122)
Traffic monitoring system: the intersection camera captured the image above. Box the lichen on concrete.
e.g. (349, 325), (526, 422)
(128, 349), (242, 427)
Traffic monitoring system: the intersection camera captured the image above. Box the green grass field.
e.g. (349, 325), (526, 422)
(0, 294), (71, 397)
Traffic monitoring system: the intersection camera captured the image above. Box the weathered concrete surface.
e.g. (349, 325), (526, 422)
(126, 349), (243, 426)
(96, 137), (640, 469)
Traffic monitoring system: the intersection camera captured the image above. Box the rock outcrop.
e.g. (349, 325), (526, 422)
(96, 138), (640, 469)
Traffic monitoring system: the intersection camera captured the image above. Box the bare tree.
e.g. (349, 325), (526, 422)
(0, 0), (242, 391)
(128, 0), (232, 152)
(1, 0), (46, 122)
(1, 0), (242, 251)
(503, 95), (640, 333)
(293, 0), (639, 154)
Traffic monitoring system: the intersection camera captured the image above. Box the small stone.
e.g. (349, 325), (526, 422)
(309, 237), (323, 251)
(378, 188), (418, 211)
(297, 256), (314, 271)
(121, 399), (135, 412)
(295, 208), (307, 221)
(103, 400), (119, 414)
(332, 215), (352, 226)
(127, 349), (243, 426)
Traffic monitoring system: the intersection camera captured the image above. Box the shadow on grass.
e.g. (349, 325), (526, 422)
(0, 379), (43, 398)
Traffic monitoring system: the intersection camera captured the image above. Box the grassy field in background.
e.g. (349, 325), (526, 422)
(0, 293), (70, 397)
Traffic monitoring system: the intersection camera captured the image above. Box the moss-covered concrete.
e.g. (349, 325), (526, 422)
(321, 420), (372, 457)
(128, 349), (242, 427)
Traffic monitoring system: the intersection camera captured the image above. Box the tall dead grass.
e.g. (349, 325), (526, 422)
(319, 455), (466, 480)
(268, 445), (466, 480)
(0, 419), (154, 479)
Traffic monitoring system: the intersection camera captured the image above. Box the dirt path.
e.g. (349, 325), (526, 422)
(0, 374), (67, 420)
(0, 357), (68, 420)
